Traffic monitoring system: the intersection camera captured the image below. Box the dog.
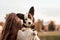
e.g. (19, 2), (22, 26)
(16, 6), (35, 29)
(16, 6), (40, 40)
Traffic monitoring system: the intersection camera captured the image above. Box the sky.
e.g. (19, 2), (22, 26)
(0, 0), (60, 24)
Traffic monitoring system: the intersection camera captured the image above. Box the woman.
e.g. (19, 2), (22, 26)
(1, 13), (22, 40)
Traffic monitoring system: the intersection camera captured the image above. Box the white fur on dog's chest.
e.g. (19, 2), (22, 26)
(17, 28), (40, 40)
(17, 28), (33, 40)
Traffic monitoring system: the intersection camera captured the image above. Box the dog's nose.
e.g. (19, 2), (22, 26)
(28, 22), (31, 24)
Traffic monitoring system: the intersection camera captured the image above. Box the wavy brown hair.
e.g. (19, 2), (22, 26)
(1, 13), (22, 40)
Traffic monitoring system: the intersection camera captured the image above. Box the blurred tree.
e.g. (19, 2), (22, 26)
(48, 21), (55, 31)
(35, 19), (44, 32)
(5, 14), (10, 19)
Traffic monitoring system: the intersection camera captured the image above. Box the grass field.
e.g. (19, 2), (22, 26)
(38, 31), (60, 36)
(38, 31), (60, 40)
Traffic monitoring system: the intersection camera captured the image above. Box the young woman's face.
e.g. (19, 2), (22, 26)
(16, 16), (21, 23)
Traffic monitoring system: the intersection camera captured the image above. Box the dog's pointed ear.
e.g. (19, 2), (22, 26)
(28, 6), (34, 16)
(16, 13), (24, 20)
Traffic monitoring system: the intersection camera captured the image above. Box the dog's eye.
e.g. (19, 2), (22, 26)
(25, 19), (27, 20)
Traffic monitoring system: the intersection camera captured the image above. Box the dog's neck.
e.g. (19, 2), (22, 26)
(22, 23), (32, 32)
(22, 23), (35, 32)
(21, 27), (31, 31)
(22, 23), (27, 28)
(22, 23), (31, 28)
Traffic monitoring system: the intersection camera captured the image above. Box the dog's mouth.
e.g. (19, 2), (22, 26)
(23, 23), (35, 29)
(23, 23), (32, 27)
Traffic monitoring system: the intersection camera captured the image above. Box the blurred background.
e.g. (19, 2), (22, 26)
(0, 0), (60, 40)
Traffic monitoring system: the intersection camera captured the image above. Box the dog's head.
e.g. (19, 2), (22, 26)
(17, 6), (35, 28)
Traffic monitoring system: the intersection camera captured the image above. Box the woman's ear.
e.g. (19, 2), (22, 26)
(28, 6), (34, 16)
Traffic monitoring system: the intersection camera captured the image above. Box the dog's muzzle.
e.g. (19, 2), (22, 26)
(22, 23), (35, 29)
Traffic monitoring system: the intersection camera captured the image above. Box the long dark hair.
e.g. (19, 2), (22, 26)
(1, 13), (22, 40)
